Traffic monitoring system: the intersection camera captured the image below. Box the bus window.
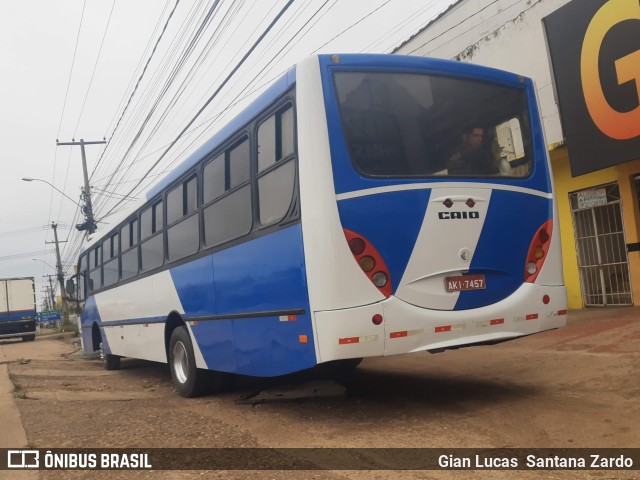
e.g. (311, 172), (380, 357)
(203, 154), (225, 204)
(334, 71), (532, 178)
(103, 233), (119, 287)
(140, 200), (164, 272)
(203, 139), (252, 247)
(88, 246), (102, 292)
(229, 140), (250, 188)
(203, 185), (252, 247)
(257, 105), (296, 226)
(167, 176), (200, 262)
(77, 254), (87, 300)
(258, 115), (276, 172)
(120, 219), (138, 281)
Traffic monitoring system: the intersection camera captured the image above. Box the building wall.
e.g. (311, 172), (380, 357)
(395, 0), (640, 307)
(616, 162), (640, 305)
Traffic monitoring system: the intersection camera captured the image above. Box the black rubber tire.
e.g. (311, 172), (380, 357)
(103, 353), (121, 370)
(316, 358), (362, 385)
(169, 326), (209, 398)
(21, 335), (36, 342)
(100, 336), (121, 370)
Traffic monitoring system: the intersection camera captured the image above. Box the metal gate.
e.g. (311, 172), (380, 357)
(570, 183), (633, 306)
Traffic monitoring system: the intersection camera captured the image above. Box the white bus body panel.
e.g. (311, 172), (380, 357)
(94, 270), (207, 368)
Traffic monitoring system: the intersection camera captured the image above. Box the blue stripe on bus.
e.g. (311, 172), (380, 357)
(170, 224), (316, 376)
(337, 188), (430, 293)
(454, 190), (552, 310)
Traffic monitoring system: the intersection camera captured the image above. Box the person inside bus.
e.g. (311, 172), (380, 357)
(447, 124), (501, 175)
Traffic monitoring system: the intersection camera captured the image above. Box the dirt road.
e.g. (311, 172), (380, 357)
(1, 308), (639, 479)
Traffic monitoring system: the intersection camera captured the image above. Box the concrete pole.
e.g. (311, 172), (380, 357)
(48, 223), (69, 325)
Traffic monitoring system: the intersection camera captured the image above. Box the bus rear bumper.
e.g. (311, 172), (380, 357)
(313, 284), (567, 363)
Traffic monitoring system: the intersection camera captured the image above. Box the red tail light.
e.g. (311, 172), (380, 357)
(344, 229), (392, 298)
(525, 220), (553, 283)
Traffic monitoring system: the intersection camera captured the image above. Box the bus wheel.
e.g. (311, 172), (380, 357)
(21, 335), (35, 342)
(169, 326), (208, 398)
(100, 341), (121, 370)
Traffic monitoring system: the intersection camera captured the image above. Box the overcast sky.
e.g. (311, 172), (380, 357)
(0, 0), (453, 308)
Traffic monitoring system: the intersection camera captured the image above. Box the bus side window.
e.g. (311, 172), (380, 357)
(257, 105), (296, 226)
(78, 254), (87, 300)
(167, 175), (200, 262)
(121, 219), (139, 281)
(140, 201), (164, 272)
(103, 233), (119, 287)
(88, 246), (102, 292)
(203, 139), (252, 247)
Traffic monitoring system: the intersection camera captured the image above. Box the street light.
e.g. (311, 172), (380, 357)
(22, 177), (95, 232)
(22, 177), (82, 208)
(32, 258), (56, 269)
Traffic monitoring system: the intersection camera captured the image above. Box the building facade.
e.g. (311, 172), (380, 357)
(394, 0), (640, 308)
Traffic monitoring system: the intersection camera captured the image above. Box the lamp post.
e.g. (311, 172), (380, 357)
(32, 258), (56, 270)
(21, 177), (83, 209)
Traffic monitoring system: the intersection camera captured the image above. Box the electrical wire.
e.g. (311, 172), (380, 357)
(56, 0), (87, 139)
(97, 0), (296, 222)
(72, 0), (117, 137)
(403, 0), (502, 55)
(92, 0), (182, 177)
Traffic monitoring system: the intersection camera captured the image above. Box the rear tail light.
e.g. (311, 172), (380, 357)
(525, 219), (553, 283)
(344, 229), (392, 298)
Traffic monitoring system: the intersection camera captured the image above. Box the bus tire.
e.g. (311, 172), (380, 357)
(21, 335), (36, 342)
(100, 340), (121, 370)
(169, 326), (208, 398)
(103, 353), (121, 370)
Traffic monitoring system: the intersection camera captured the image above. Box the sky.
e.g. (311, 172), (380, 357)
(0, 0), (453, 309)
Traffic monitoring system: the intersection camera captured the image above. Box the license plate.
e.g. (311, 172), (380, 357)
(444, 274), (486, 292)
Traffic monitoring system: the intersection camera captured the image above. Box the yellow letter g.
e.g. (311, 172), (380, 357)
(581, 0), (640, 140)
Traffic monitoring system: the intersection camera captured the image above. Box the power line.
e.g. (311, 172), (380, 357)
(97, 0), (296, 222)
(0, 250), (56, 262)
(72, 0), (117, 137)
(311, 0), (392, 53)
(89, 0), (213, 208)
(0, 225), (52, 238)
(403, 0), (502, 55)
(56, 0), (87, 139)
(92, 0), (182, 177)
(94, 0), (224, 209)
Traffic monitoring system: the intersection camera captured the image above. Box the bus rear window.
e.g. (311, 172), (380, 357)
(333, 71), (532, 178)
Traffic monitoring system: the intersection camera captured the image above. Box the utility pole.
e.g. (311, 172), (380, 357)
(46, 222), (69, 325)
(41, 288), (50, 311)
(56, 138), (106, 234)
(44, 275), (56, 310)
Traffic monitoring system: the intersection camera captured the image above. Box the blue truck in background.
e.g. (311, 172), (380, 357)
(0, 277), (37, 342)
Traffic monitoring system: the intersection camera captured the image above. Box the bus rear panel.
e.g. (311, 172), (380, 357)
(297, 54), (566, 364)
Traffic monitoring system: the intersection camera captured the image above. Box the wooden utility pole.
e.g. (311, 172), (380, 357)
(56, 138), (106, 233)
(46, 222), (69, 325)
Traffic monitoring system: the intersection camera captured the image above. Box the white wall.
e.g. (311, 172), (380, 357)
(394, 0), (571, 146)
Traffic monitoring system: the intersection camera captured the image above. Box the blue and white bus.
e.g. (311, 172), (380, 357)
(72, 54), (567, 397)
